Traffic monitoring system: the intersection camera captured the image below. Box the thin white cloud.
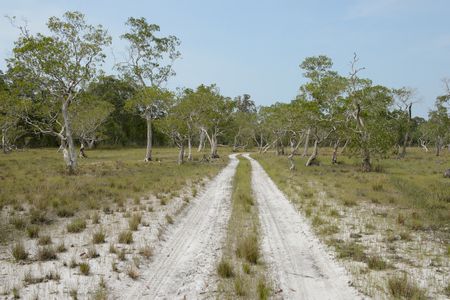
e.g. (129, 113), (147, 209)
(346, 0), (404, 19)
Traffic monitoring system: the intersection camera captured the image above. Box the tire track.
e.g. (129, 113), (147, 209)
(244, 154), (362, 300)
(125, 154), (239, 299)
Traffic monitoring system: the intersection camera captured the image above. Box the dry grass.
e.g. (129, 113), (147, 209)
(11, 242), (28, 261)
(37, 246), (57, 261)
(128, 213), (142, 231)
(387, 274), (426, 299)
(38, 235), (52, 245)
(79, 262), (90, 275)
(0, 148), (228, 244)
(92, 229), (106, 244)
(217, 258), (234, 278)
(138, 245), (153, 259)
(126, 264), (139, 280)
(67, 219), (86, 233)
(254, 147), (450, 299)
(236, 234), (259, 264)
(118, 230), (133, 244)
(217, 157), (270, 298)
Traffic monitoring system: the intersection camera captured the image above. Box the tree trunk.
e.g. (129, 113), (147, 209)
(399, 132), (409, 158)
(187, 136), (192, 161)
(198, 129), (205, 152)
(302, 128), (310, 157)
(1, 129), (6, 154)
(79, 142), (87, 158)
(178, 144), (185, 165)
(305, 139), (318, 166)
(259, 133), (263, 153)
(436, 137), (441, 156)
(331, 139), (340, 164)
(87, 140), (95, 149)
(232, 128), (241, 152)
(61, 100), (77, 173)
(145, 117), (152, 161)
(362, 148), (371, 172)
(288, 138), (303, 171)
(210, 135), (219, 158)
(419, 139), (428, 152)
(340, 138), (349, 155)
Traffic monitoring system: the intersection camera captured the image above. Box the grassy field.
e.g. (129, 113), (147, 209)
(0, 147), (228, 244)
(254, 147), (449, 299)
(216, 156), (270, 299)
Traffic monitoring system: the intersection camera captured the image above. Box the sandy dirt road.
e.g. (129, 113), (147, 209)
(244, 154), (362, 300)
(124, 154), (239, 299)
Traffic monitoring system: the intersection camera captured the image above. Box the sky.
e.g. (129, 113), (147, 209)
(1, 0), (449, 117)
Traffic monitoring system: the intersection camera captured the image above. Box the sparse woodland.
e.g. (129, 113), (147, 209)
(0, 10), (449, 300)
(0, 11), (449, 174)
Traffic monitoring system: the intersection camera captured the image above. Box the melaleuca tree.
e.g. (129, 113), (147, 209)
(0, 73), (26, 153)
(7, 11), (111, 172)
(125, 86), (174, 160)
(298, 56), (348, 166)
(230, 94), (257, 151)
(188, 85), (234, 159)
(119, 17), (180, 161)
(392, 87), (416, 158)
(70, 93), (114, 150)
(428, 80), (450, 156)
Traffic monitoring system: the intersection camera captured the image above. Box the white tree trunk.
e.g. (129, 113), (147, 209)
(79, 142), (87, 158)
(61, 100), (77, 173)
(178, 144), (185, 165)
(419, 139), (429, 152)
(305, 139), (318, 166)
(198, 129), (205, 152)
(145, 117), (153, 161)
(210, 135), (219, 158)
(187, 136), (192, 161)
(302, 128), (310, 157)
(332, 139), (340, 164)
(1, 129), (6, 154)
(87, 139), (95, 149)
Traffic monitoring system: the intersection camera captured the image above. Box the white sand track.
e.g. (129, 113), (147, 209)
(123, 154), (239, 299)
(244, 154), (363, 300)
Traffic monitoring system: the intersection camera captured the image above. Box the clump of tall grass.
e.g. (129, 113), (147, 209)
(217, 258), (234, 278)
(236, 234), (259, 264)
(67, 218), (86, 233)
(118, 231), (133, 244)
(11, 242), (28, 261)
(387, 274), (426, 299)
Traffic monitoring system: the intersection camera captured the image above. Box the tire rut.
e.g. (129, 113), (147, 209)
(124, 154), (239, 299)
(244, 154), (363, 300)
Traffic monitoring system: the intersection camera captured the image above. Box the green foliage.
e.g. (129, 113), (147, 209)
(119, 16), (180, 87)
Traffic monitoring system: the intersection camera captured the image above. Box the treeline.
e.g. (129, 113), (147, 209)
(0, 11), (449, 173)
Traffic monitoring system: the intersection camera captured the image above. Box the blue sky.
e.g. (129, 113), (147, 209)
(1, 0), (449, 117)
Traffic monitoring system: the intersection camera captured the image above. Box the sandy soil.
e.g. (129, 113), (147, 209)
(244, 154), (363, 300)
(0, 155), (237, 299)
(122, 154), (239, 299)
